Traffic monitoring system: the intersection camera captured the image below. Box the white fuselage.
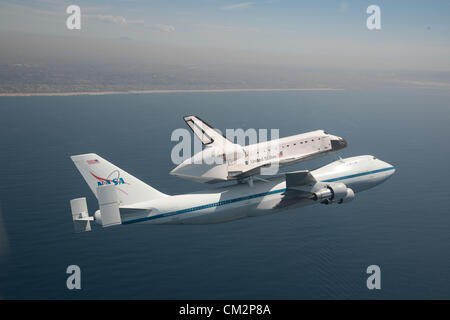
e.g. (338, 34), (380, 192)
(120, 155), (395, 225)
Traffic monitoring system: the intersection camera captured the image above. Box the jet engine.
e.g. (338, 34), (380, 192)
(311, 182), (354, 204)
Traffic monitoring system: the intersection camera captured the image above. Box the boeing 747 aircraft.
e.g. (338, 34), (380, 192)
(69, 153), (395, 231)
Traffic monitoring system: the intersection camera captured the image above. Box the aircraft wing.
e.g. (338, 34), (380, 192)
(274, 170), (317, 209)
(285, 170), (317, 187)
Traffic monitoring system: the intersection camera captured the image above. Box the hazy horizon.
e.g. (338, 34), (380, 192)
(1, 1), (449, 93)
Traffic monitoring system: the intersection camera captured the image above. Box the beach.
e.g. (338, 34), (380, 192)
(0, 88), (343, 97)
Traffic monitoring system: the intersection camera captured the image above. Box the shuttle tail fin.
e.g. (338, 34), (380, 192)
(70, 153), (167, 206)
(183, 115), (236, 148)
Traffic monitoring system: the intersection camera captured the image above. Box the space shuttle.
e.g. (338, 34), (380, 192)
(170, 116), (348, 183)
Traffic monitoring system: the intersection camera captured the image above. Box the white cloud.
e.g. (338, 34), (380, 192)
(152, 24), (175, 32)
(193, 22), (259, 33)
(220, 2), (255, 10)
(95, 15), (144, 25)
(93, 14), (173, 32)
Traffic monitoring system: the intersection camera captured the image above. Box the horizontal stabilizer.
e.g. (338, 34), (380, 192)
(97, 184), (122, 227)
(70, 197), (93, 233)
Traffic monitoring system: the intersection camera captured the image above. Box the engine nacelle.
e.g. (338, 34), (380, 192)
(312, 182), (354, 204)
(338, 188), (354, 204)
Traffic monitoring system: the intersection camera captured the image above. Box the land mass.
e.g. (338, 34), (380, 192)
(1, 32), (449, 95)
(0, 88), (343, 97)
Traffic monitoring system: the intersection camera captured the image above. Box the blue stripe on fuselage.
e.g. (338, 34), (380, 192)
(122, 166), (395, 224)
(321, 166), (395, 182)
(122, 188), (286, 224)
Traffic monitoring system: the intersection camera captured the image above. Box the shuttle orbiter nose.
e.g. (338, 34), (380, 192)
(330, 135), (348, 151)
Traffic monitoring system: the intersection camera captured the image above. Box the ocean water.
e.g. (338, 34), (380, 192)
(0, 88), (449, 299)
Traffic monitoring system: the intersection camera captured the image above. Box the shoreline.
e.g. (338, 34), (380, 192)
(0, 88), (343, 97)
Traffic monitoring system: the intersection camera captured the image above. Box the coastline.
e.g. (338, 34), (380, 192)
(0, 88), (343, 97)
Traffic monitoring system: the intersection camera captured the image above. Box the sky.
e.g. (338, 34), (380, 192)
(0, 0), (449, 87)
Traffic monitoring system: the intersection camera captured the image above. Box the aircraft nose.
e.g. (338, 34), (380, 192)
(330, 137), (348, 150)
(387, 162), (396, 176)
(378, 159), (396, 178)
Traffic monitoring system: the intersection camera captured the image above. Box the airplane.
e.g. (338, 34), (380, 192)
(170, 116), (348, 183)
(69, 153), (395, 231)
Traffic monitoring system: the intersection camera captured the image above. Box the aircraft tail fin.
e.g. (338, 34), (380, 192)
(70, 153), (167, 206)
(184, 115), (235, 148)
